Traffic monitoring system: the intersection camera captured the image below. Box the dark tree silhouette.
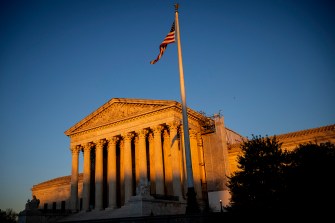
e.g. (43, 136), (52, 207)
(226, 135), (289, 212)
(284, 142), (335, 212)
(0, 209), (17, 223)
(227, 135), (335, 215)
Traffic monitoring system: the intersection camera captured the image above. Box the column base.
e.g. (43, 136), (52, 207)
(94, 208), (104, 211)
(185, 187), (200, 214)
(105, 206), (117, 210)
(70, 209), (79, 213)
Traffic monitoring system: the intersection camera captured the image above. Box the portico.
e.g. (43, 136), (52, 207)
(66, 98), (208, 211)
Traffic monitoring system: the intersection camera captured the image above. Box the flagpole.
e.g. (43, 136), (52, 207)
(174, 3), (199, 214)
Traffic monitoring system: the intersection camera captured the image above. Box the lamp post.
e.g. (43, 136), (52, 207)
(220, 200), (223, 213)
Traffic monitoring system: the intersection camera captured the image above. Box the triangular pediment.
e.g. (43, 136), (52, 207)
(65, 98), (180, 135)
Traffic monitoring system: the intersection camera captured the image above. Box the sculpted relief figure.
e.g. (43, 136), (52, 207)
(76, 103), (160, 132)
(25, 195), (40, 210)
(136, 179), (151, 197)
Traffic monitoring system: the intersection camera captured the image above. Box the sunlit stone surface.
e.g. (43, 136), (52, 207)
(30, 98), (335, 217)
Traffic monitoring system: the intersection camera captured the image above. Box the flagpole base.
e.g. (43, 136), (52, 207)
(185, 187), (200, 214)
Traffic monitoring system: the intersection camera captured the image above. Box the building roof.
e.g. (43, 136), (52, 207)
(228, 124), (335, 153)
(32, 174), (83, 191)
(273, 124), (335, 141)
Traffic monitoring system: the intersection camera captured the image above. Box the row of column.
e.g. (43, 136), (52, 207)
(69, 122), (206, 211)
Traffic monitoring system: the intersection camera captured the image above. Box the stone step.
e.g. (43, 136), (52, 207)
(58, 195), (187, 222)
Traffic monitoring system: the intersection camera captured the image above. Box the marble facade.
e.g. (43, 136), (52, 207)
(30, 98), (335, 215)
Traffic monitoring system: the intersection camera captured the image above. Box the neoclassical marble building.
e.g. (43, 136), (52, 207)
(31, 98), (335, 214)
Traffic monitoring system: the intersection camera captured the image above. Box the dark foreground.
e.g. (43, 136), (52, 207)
(19, 209), (330, 223)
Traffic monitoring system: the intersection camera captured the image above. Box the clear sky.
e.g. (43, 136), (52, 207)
(1, 0), (334, 213)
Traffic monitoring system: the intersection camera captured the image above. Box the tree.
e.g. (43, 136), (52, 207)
(226, 135), (335, 214)
(226, 135), (289, 212)
(0, 209), (18, 223)
(284, 142), (335, 212)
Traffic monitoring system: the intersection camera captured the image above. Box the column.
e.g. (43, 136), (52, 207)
(120, 140), (125, 206)
(134, 136), (140, 186)
(197, 132), (207, 185)
(148, 132), (156, 194)
(107, 136), (118, 209)
(138, 129), (148, 184)
(190, 130), (202, 199)
(83, 142), (92, 210)
(163, 129), (173, 195)
(70, 145), (80, 211)
(95, 139), (105, 210)
(169, 122), (183, 198)
(123, 132), (134, 203)
(153, 125), (164, 195)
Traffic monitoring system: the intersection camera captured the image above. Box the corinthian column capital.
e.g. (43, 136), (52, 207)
(70, 145), (81, 154)
(122, 132), (134, 141)
(96, 139), (106, 148)
(189, 129), (198, 139)
(108, 136), (119, 147)
(83, 142), (93, 152)
(168, 121), (181, 131)
(163, 129), (169, 138)
(152, 125), (163, 135)
(137, 129), (149, 139)
(148, 132), (154, 143)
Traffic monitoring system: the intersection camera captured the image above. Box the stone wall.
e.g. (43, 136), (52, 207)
(32, 174), (83, 211)
(227, 124), (335, 173)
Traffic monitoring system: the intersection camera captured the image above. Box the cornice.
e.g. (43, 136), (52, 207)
(227, 124), (335, 154)
(32, 174), (83, 191)
(272, 124), (335, 141)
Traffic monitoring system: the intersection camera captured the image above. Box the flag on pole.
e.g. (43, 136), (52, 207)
(150, 21), (175, 64)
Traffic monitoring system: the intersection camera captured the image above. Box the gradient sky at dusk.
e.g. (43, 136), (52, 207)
(1, 0), (334, 213)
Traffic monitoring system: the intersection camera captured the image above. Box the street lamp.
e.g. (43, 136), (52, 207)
(220, 200), (223, 213)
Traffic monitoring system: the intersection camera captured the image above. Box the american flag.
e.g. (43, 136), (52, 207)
(150, 21), (175, 64)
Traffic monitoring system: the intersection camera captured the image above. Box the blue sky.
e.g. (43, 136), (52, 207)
(1, 0), (334, 213)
